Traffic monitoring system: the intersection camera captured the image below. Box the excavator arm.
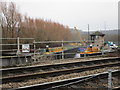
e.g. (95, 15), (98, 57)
(74, 27), (86, 46)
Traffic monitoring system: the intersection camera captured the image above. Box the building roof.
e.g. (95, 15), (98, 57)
(90, 31), (105, 36)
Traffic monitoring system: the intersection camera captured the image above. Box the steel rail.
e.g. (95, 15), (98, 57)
(13, 70), (120, 90)
(33, 40), (98, 44)
(1, 57), (119, 71)
(0, 43), (33, 46)
(1, 62), (120, 84)
(0, 38), (34, 39)
(1, 57), (119, 77)
(113, 86), (120, 90)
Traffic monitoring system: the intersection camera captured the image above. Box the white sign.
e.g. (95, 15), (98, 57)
(22, 44), (30, 52)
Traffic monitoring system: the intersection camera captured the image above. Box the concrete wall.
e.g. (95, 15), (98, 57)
(1, 56), (33, 67)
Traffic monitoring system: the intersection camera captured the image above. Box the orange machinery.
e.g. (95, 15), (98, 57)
(80, 46), (99, 55)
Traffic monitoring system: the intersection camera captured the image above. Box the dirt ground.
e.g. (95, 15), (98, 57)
(105, 50), (120, 57)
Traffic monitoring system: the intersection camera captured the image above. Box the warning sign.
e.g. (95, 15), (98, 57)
(22, 44), (30, 52)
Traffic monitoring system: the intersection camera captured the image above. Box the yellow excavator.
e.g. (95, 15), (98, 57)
(80, 45), (100, 55)
(74, 27), (100, 56)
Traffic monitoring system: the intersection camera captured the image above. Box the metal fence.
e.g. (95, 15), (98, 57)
(0, 37), (34, 54)
(31, 40), (104, 63)
(0, 39), (106, 67)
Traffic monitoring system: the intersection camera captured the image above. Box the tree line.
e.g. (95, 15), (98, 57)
(0, 2), (72, 43)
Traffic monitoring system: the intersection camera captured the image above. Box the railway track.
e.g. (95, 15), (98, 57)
(113, 86), (120, 90)
(2, 62), (120, 83)
(1, 57), (120, 89)
(14, 70), (120, 90)
(2, 57), (119, 77)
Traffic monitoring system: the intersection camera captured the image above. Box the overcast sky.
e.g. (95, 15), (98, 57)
(5, 0), (119, 31)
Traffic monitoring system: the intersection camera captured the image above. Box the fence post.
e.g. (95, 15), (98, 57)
(102, 46), (104, 55)
(16, 37), (21, 55)
(62, 40), (64, 59)
(108, 69), (112, 90)
(33, 40), (36, 62)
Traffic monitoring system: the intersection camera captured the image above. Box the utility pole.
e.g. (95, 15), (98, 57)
(104, 21), (106, 31)
(102, 21), (106, 55)
(88, 24), (90, 45)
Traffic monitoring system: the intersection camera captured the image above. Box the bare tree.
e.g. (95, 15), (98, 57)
(0, 2), (22, 38)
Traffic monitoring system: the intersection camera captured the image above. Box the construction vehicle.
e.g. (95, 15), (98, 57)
(74, 27), (100, 54)
(80, 45), (100, 56)
(74, 30), (105, 57)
